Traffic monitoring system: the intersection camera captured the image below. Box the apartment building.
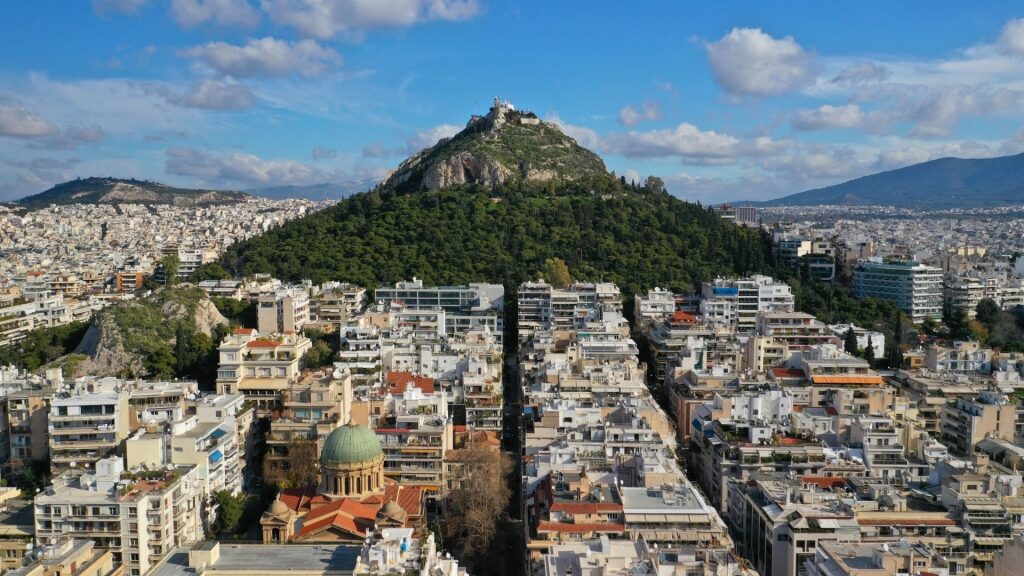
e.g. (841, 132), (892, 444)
(517, 280), (621, 341)
(257, 288), (311, 335)
(265, 371), (351, 478)
(853, 259), (943, 322)
(3, 385), (52, 465)
(309, 281), (366, 327)
(757, 311), (838, 349)
(374, 279), (504, 342)
(48, 385), (130, 475)
(35, 457), (204, 576)
(215, 328), (311, 414)
(7, 538), (121, 576)
(376, 384), (452, 499)
(940, 390), (1017, 456)
(926, 340), (992, 374)
(127, 413), (243, 501)
(701, 275), (795, 330)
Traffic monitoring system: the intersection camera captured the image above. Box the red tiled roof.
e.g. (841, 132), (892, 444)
(233, 328), (256, 335)
(536, 522), (625, 533)
(550, 501), (622, 514)
(772, 368), (806, 378)
(386, 371), (435, 394)
(277, 486), (327, 513)
(247, 340), (282, 348)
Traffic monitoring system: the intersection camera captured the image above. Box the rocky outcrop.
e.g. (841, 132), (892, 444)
(421, 151), (514, 190)
(379, 101), (608, 193)
(74, 313), (144, 377)
(72, 286), (228, 377)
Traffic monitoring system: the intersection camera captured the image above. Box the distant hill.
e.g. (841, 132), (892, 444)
(246, 181), (372, 201)
(743, 153), (1024, 208)
(19, 177), (249, 209)
(382, 99), (607, 193)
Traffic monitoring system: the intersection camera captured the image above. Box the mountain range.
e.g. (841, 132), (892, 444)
(18, 177), (249, 209)
(740, 153), (1024, 208)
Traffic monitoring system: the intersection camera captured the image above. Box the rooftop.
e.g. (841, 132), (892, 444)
(150, 543), (360, 575)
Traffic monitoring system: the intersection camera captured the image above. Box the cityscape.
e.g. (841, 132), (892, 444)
(1, 3), (1024, 576)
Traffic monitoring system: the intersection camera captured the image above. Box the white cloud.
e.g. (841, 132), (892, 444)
(313, 146), (338, 160)
(170, 0), (260, 27)
(831, 62), (890, 84)
(792, 104), (868, 131)
(0, 100), (59, 138)
(997, 18), (1024, 55)
(92, 0), (148, 14)
(621, 169), (642, 184)
(618, 101), (662, 127)
(705, 27), (818, 96)
(603, 123), (743, 164)
(545, 113), (602, 150)
(405, 123), (460, 153)
(174, 80), (254, 110)
(183, 37), (342, 78)
(360, 142), (388, 158)
(166, 147), (325, 187)
(261, 0), (480, 39)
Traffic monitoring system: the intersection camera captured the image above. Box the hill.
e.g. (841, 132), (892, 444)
(382, 99), (607, 193)
(19, 177), (249, 209)
(218, 102), (772, 296)
(744, 153), (1024, 208)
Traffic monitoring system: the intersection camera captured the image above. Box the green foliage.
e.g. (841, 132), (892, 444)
(974, 299), (1024, 351)
(212, 490), (246, 536)
(0, 321), (88, 371)
(301, 328), (337, 369)
(540, 257), (571, 288)
(212, 297), (257, 327)
(160, 254), (180, 285)
(191, 262), (232, 282)
(844, 328), (858, 356)
(220, 181), (772, 296)
(864, 335), (875, 364)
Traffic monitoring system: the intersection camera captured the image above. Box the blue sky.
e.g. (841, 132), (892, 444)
(1, 1), (1023, 202)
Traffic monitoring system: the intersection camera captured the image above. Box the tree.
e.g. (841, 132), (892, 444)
(844, 328), (859, 356)
(864, 335), (875, 364)
(160, 254), (180, 285)
(263, 440), (319, 489)
(444, 446), (513, 568)
(191, 262), (231, 282)
(889, 313), (904, 369)
(540, 257), (571, 288)
(212, 490), (245, 535)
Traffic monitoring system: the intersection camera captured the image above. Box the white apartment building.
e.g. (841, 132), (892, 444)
(853, 259), (943, 322)
(517, 280), (622, 341)
(49, 385), (130, 475)
(701, 275), (795, 330)
(374, 279), (504, 342)
(35, 457), (205, 576)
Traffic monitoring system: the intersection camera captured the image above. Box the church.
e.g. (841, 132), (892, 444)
(261, 422), (423, 544)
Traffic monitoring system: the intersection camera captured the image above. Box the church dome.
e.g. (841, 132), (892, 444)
(269, 499), (290, 515)
(321, 423), (383, 466)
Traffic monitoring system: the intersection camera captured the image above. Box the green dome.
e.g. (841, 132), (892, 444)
(321, 423), (383, 465)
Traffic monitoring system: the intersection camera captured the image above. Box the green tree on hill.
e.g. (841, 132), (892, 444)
(540, 257), (571, 288)
(844, 328), (859, 356)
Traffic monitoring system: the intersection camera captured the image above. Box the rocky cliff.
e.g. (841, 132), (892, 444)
(381, 101), (608, 192)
